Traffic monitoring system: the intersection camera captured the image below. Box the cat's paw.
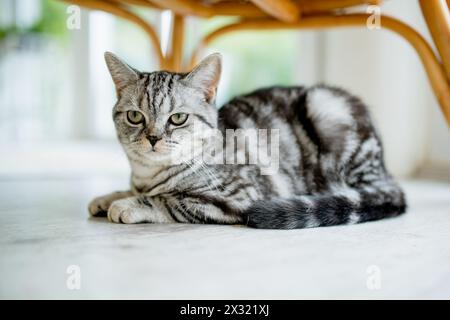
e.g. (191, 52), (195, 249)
(88, 196), (110, 217)
(108, 199), (150, 224)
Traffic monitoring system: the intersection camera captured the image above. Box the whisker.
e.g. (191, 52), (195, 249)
(190, 157), (225, 194)
(183, 157), (217, 193)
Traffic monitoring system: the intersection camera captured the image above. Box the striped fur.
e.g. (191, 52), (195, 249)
(88, 52), (406, 229)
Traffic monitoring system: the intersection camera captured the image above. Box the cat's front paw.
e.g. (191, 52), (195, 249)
(88, 191), (132, 217)
(108, 199), (150, 224)
(88, 196), (110, 217)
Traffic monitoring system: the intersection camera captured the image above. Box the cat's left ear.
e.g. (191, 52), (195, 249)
(184, 53), (222, 103)
(104, 52), (139, 95)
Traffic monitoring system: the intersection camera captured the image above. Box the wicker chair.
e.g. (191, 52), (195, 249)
(62, 0), (450, 126)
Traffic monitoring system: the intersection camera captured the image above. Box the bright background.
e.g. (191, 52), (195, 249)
(0, 0), (449, 179)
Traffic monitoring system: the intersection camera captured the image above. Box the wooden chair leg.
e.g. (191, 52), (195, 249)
(169, 14), (185, 72)
(65, 0), (166, 68)
(419, 0), (450, 81)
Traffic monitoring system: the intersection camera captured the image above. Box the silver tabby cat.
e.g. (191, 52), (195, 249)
(88, 52), (406, 229)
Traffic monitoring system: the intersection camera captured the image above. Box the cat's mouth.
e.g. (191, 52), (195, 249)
(144, 148), (159, 155)
(144, 146), (171, 156)
(148, 143), (167, 152)
(127, 140), (183, 161)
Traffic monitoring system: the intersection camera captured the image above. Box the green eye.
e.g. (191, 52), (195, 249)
(127, 110), (144, 125)
(169, 113), (188, 126)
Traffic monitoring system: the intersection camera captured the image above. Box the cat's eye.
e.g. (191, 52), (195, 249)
(127, 110), (144, 125)
(169, 113), (188, 126)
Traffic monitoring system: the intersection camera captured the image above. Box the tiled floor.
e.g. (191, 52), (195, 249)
(0, 177), (449, 299)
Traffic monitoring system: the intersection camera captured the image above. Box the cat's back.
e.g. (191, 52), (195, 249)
(218, 86), (306, 131)
(217, 84), (380, 186)
(218, 84), (375, 137)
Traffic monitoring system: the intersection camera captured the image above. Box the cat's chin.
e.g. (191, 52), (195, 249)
(138, 150), (188, 166)
(142, 150), (171, 160)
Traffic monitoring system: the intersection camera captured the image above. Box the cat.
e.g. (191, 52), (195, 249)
(88, 51), (406, 229)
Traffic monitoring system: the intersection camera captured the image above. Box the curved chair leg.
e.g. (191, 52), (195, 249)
(190, 14), (450, 126)
(419, 0), (450, 81)
(66, 0), (167, 69)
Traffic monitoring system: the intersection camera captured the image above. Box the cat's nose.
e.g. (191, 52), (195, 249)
(148, 135), (161, 147)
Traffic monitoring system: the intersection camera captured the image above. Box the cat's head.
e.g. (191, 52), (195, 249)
(104, 52), (221, 165)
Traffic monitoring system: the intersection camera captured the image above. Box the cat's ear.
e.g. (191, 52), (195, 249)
(184, 53), (222, 103)
(104, 52), (139, 94)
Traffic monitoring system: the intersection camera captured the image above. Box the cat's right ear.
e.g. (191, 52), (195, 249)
(183, 53), (222, 103)
(104, 52), (139, 95)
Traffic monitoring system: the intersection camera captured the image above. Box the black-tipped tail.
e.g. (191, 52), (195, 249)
(245, 183), (406, 229)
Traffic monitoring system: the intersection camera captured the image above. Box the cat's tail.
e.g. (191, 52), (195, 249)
(244, 179), (406, 229)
